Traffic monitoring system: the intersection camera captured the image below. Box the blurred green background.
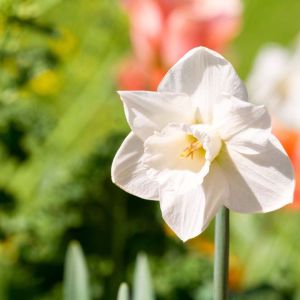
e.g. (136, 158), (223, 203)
(1, 0), (300, 299)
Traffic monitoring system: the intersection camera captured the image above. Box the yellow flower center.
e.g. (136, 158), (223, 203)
(179, 136), (202, 159)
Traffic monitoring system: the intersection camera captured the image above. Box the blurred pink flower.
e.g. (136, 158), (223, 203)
(118, 57), (165, 91)
(122, 0), (242, 67)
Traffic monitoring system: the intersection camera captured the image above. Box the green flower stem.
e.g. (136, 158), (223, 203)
(213, 206), (230, 300)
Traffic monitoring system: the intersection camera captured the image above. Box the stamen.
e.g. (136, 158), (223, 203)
(180, 140), (202, 159)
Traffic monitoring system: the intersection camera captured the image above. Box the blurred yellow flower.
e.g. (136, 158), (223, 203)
(229, 255), (244, 291)
(3, 57), (18, 76)
(163, 222), (176, 238)
(188, 236), (215, 256)
(164, 222), (216, 256)
(0, 238), (19, 264)
(49, 28), (77, 59)
(29, 69), (61, 96)
(0, 17), (5, 37)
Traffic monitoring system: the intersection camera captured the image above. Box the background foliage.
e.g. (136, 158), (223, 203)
(1, 0), (300, 299)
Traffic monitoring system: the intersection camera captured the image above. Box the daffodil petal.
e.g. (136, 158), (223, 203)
(213, 95), (271, 154)
(221, 135), (294, 213)
(111, 132), (159, 200)
(158, 47), (247, 123)
(111, 46), (296, 242)
(117, 91), (195, 140)
(148, 162), (210, 198)
(159, 162), (228, 241)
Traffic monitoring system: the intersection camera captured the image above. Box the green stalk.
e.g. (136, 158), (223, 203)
(213, 206), (230, 300)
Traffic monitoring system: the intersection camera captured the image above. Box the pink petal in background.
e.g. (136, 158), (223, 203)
(121, 0), (243, 68)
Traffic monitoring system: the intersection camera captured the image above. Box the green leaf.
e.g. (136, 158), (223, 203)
(117, 283), (130, 300)
(133, 253), (155, 300)
(63, 241), (90, 300)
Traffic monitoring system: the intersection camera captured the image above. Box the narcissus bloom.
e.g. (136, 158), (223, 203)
(112, 47), (294, 241)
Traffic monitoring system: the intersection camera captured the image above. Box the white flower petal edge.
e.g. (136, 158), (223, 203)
(159, 162), (229, 241)
(117, 91), (195, 140)
(111, 132), (159, 200)
(158, 47), (248, 123)
(213, 95), (271, 154)
(220, 134), (295, 213)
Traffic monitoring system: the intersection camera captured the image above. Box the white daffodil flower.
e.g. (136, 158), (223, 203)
(112, 47), (294, 242)
(248, 42), (300, 130)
